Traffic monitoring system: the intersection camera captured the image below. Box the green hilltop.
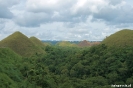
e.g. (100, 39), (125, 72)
(0, 31), (45, 57)
(102, 29), (133, 47)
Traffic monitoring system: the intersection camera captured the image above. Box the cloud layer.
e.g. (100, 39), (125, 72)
(0, 0), (133, 41)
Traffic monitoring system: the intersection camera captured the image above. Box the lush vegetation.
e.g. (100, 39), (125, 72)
(0, 30), (133, 88)
(0, 44), (133, 88)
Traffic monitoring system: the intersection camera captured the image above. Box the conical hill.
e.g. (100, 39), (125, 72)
(102, 29), (133, 47)
(78, 40), (91, 47)
(0, 31), (44, 57)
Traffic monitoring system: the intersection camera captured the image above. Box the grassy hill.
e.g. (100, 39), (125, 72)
(102, 29), (133, 47)
(29, 36), (45, 47)
(0, 31), (45, 57)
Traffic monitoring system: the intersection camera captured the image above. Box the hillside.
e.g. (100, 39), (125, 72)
(0, 31), (45, 57)
(102, 29), (133, 47)
(0, 48), (23, 88)
(29, 37), (45, 47)
(0, 47), (21, 61)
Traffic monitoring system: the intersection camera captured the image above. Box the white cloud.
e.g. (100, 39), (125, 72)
(26, 0), (73, 13)
(14, 11), (50, 27)
(0, 6), (14, 19)
(93, 1), (133, 24)
(0, 0), (133, 41)
(108, 0), (124, 5)
(15, 0), (108, 27)
(0, 19), (21, 39)
(0, 0), (20, 7)
(0, 0), (21, 19)
(70, 0), (108, 15)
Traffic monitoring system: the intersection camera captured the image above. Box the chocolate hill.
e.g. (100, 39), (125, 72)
(29, 36), (45, 47)
(0, 31), (45, 57)
(78, 40), (91, 47)
(102, 29), (133, 47)
(78, 40), (100, 47)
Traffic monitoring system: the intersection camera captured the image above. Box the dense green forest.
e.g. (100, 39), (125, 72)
(0, 44), (133, 88)
(0, 30), (133, 88)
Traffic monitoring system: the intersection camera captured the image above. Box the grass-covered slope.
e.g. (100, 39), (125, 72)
(0, 31), (44, 57)
(29, 36), (45, 47)
(102, 29), (133, 47)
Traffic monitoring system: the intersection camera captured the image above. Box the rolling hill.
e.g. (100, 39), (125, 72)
(0, 31), (45, 57)
(102, 29), (133, 47)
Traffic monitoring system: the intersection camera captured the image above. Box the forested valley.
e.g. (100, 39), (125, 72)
(0, 44), (133, 88)
(0, 30), (133, 88)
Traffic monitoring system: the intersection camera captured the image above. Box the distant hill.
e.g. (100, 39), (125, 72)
(0, 31), (45, 57)
(78, 40), (91, 47)
(42, 40), (80, 45)
(102, 29), (133, 47)
(77, 40), (100, 47)
(56, 41), (78, 47)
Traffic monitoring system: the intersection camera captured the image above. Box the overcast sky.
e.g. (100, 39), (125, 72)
(0, 0), (133, 41)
